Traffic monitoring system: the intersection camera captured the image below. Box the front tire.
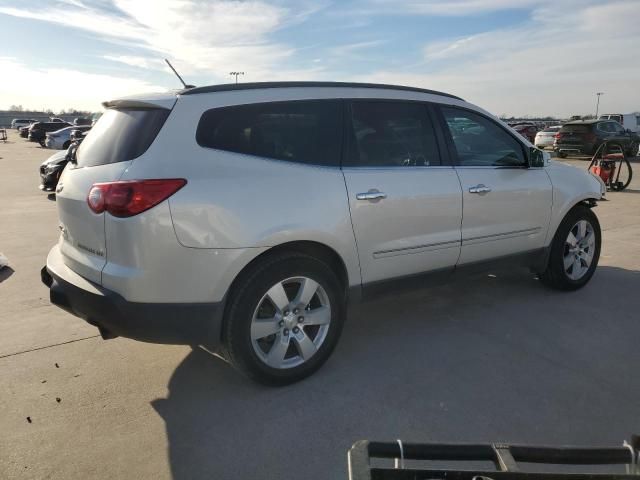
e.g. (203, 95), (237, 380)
(223, 252), (345, 385)
(540, 205), (601, 291)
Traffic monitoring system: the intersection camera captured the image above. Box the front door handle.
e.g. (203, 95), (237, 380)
(469, 184), (492, 194)
(356, 190), (387, 201)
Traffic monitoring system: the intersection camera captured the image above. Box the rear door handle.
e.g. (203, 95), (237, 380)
(469, 184), (492, 194)
(356, 190), (387, 201)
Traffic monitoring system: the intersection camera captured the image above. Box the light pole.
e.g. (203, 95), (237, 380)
(229, 71), (245, 84)
(595, 92), (604, 118)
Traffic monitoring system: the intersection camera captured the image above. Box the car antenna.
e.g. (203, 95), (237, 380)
(164, 59), (195, 89)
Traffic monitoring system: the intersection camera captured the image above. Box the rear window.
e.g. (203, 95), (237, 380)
(76, 108), (169, 168)
(560, 124), (590, 133)
(542, 126), (560, 133)
(196, 100), (342, 167)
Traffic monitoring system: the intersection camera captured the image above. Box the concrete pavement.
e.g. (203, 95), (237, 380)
(1, 129), (639, 479)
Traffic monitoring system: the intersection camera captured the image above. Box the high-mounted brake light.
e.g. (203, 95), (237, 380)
(87, 179), (186, 217)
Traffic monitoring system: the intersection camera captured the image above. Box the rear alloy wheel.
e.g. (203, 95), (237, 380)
(250, 277), (331, 370)
(223, 253), (345, 385)
(540, 206), (601, 290)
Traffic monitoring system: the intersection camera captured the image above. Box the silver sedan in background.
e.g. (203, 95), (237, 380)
(535, 125), (563, 149)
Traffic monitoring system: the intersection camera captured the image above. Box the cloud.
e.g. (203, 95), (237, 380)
(327, 40), (386, 58)
(103, 55), (167, 70)
(0, 57), (165, 111)
(355, 0), (640, 117)
(0, 0), (322, 80)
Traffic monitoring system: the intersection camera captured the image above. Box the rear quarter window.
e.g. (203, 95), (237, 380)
(76, 108), (169, 168)
(196, 100), (342, 167)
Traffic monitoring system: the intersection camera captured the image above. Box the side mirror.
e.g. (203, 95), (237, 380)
(529, 147), (545, 168)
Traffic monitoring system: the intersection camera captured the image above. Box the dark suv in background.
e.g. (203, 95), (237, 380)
(28, 121), (71, 146)
(554, 120), (639, 157)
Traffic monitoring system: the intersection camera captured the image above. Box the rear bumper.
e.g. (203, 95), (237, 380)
(41, 245), (223, 347)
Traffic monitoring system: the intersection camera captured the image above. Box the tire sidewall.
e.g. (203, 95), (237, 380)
(225, 255), (345, 385)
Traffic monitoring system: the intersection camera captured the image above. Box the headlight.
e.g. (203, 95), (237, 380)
(46, 165), (63, 174)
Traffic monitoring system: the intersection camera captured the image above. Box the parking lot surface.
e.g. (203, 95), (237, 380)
(1, 130), (639, 479)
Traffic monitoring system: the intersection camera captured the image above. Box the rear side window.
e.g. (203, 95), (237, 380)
(561, 124), (590, 133)
(196, 100), (341, 167)
(346, 101), (440, 167)
(76, 108), (169, 168)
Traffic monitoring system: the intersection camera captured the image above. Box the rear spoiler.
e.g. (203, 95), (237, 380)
(101, 97), (177, 110)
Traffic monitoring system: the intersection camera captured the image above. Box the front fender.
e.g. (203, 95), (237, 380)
(544, 160), (603, 245)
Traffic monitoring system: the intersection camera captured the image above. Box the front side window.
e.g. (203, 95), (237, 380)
(441, 107), (525, 167)
(597, 122), (612, 133)
(346, 101), (440, 167)
(611, 122), (625, 134)
(196, 100), (341, 167)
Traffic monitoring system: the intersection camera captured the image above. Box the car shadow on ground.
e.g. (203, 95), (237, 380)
(151, 265), (640, 480)
(0, 266), (14, 283)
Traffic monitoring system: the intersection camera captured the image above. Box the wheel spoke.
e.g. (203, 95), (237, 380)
(292, 330), (317, 360)
(572, 257), (582, 277)
(566, 231), (578, 247)
(294, 277), (319, 307)
(581, 230), (595, 248)
(303, 306), (331, 326)
(266, 334), (290, 368)
(577, 221), (587, 241)
(251, 317), (280, 340)
(266, 282), (289, 312)
(563, 254), (574, 271)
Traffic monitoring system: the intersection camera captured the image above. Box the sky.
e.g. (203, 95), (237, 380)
(0, 0), (638, 117)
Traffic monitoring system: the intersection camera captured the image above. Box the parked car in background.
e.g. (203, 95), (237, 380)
(554, 119), (639, 157)
(28, 121), (72, 146)
(510, 122), (539, 142)
(599, 113), (640, 133)
(535, 125), (562, 149)
(73, 117), (92, 126)
(39, 149), (70, 191)
(42, 82), (605, 385)
(45, 125), (91, 150)
(11, 119), (36, 130)
(50, 118), (65, 123)
(19, 125), (31, 138)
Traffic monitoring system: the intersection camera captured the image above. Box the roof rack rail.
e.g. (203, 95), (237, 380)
(179, 81), (463, 101)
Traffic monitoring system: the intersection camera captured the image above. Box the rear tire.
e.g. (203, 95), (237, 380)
(223, 252), (345, 386)
(540, 206), (601, 291)
(558, 151), (568, 158)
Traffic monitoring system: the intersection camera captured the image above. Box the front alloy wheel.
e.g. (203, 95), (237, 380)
(563, 220), (595, 280)
(540, 205), (601, 291)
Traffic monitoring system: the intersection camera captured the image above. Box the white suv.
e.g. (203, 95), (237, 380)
(42, 82), (605, 385)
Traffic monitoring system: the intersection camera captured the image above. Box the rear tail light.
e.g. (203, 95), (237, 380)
(585, 132), (597, 142)
(554, 133), (562, 139)
(87, 179), (186, 217)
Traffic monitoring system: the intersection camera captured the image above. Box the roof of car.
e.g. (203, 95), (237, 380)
(179, 81), (464, 100)
(564, 119), (600, 125)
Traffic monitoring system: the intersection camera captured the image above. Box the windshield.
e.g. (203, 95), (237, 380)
(76, 108), (169, 168)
